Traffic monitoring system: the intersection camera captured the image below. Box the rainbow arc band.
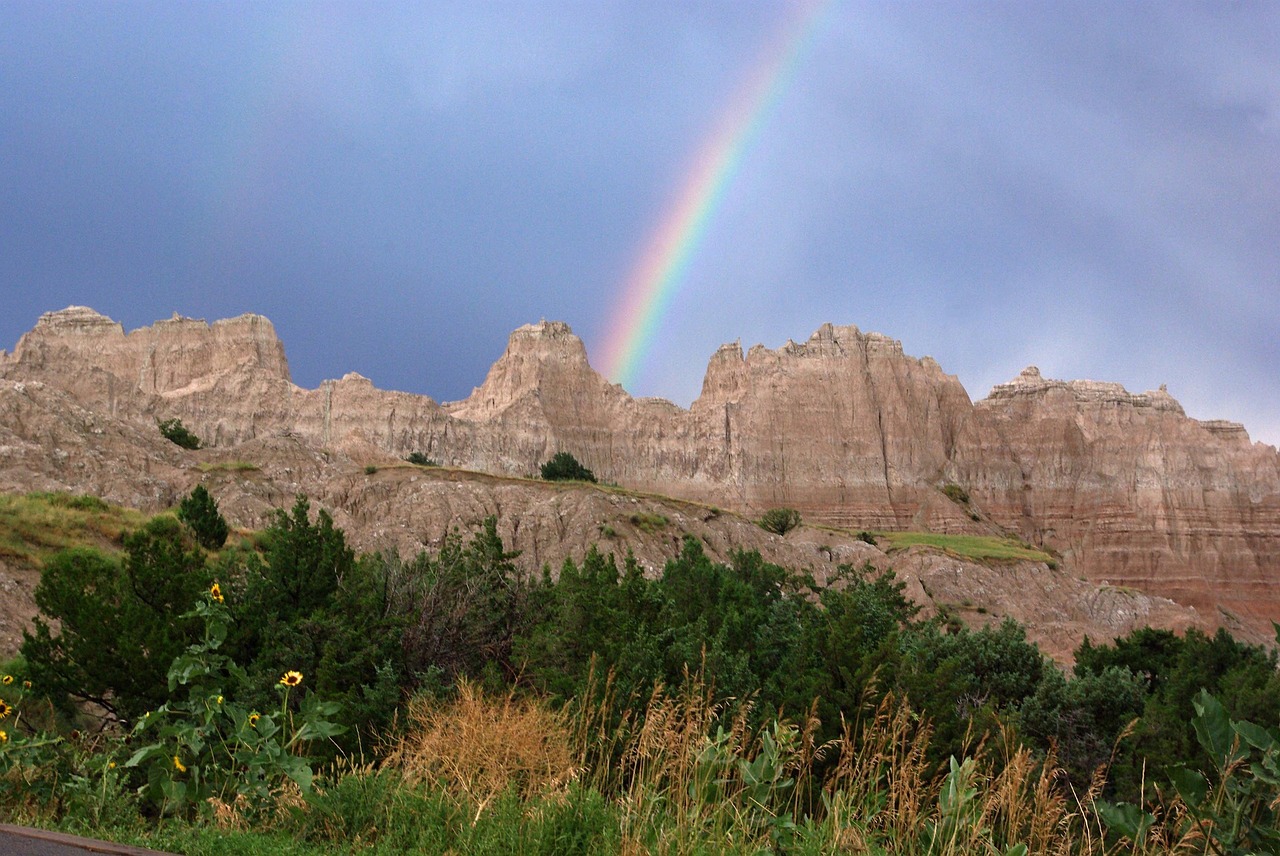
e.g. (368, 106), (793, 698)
(601, 0), (836, 390)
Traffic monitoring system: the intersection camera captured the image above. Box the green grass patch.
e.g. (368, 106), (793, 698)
(629, 512), (668, 533)
(0, 492), (148, 566)
(196, 460), (260, 473)
(875, 530), (1054, 564)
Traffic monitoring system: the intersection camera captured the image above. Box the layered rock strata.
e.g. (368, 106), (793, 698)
(3, 306), (1278, 640)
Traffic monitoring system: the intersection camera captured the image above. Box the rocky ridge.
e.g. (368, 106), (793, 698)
(1, 306), (1277, 650)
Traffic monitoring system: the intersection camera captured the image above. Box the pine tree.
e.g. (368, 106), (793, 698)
(177, 484), (230, 550)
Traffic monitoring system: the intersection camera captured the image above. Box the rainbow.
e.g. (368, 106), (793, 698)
(600, 0), (835, 390)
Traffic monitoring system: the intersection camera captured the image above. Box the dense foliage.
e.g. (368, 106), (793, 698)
(539, 452), (597, 483)
(157, 417), (201, 450)
(515, 538), (1053, 770)
(176, 484), (229, 550)
(757, 507), (802, 535)
(8, 490), (1280, 852)
(23, 494), (403, 749)
(23, 516), (212, 721)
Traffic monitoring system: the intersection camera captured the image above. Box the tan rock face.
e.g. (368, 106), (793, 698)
(951, 366), (1280, 632)
(683, 323), (973, 528)
(3, 307), (1278, 643)
(7, 307), (289, 396)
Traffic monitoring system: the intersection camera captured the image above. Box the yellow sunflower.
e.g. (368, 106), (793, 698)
(209, 582), (224, 604)
(0, 730), (7, 744)
(173, 755), (186, 773)
(0, 700), (11, 719)
(248, 712), (261, 727)
(1, 674), (12, 685)
(279, 670), (303, 688)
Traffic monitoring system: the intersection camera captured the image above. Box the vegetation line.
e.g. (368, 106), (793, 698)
(0, 488), (1276, 853)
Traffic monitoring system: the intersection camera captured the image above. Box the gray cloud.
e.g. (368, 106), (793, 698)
(2, 1), (1277, 444)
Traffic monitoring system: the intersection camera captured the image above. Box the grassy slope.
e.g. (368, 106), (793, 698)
(0, 492), (148, 568)
(875, 530), (1055, 564)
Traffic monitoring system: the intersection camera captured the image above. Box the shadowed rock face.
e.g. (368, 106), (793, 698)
(3, 306), (1278, 641)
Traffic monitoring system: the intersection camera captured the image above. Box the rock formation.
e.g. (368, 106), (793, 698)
(2, 306), (1278, 646)
(952, 366), (1280, 633)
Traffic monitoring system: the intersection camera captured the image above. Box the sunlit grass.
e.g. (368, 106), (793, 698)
(875, 531), (1055, 564)
(0, 491), (147, 566)
(195, 460), (259, 473)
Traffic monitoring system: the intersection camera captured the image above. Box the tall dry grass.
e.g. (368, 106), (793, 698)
(384, 679), (579, 813)
(377, 671), (1211, 855)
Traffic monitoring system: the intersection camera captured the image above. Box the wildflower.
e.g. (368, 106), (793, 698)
(216, 695), (224, 705)
(0, 730), (7, 744)
(108, 761), (116, 769)
(0, 700), (10, 718)
(248, 712), (261, 727)
(210, 582), (224, 604)
(1, 675), (11, 685)
(22, 681), (31, 689)
(279, 670), (303, 688)
(173, 755), (186, 773)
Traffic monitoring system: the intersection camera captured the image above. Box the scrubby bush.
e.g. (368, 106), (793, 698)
(228, 497), (405, 748)
(757, 507), (801, 535)
(392, 517), (529, 687)
(23, 516), (212, 721)
(941, 482), (970, 504)
(540, 452), (596, 483)
(628, 512), (667, 533)
(158, 418), (201, 450)
(406, 452), (438, 466)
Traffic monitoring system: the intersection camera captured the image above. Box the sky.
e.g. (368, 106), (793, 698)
(3, 1), (1278, 445)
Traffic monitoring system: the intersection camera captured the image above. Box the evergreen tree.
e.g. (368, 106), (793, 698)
(177, 484), (230, 550)
(540, 452), (597, 482)
(22, 517), (211, 720)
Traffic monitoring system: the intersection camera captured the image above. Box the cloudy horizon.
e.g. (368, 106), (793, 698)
(4, 1), (1277, 445)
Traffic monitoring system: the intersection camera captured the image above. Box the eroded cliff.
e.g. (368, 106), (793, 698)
(2, 306), (1277, 642)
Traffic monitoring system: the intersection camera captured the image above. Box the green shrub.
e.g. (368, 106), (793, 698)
(364, 465), (378, 475)
(405, 452), (438, 467)
(42, 493), (110, 512)
(757, 507), (801, 536)
(176, 485), (229, 550)
(22, 517), (213, 721)
(230, 497), (405, 750)
(628, 512), (667, 533)
(855, 530), (877, 545)
(942, 483), (970, 504)
(125, 593), (344, 816)
(158, 418), (201, 450)
(539, 452), (596, 483)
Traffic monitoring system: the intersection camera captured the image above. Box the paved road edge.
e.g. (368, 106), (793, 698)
(0, 824), (175, 855)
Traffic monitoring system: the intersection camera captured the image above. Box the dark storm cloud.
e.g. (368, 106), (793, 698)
(2, 2), (1277, 443)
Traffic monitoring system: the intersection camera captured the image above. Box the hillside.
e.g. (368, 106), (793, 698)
(2, 306), (1276, 651)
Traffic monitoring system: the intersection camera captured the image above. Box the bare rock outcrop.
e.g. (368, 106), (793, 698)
(951, 366), (1280, 633)
(681, 323), (974, 528)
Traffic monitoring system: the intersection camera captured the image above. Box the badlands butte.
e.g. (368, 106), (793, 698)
(1, 305), (1278, 661)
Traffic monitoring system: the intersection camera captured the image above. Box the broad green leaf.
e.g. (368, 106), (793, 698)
(1170, 766), (1209, 809)
(1234, 720), (1278, 753)
(1192, 690), (1240, 770)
